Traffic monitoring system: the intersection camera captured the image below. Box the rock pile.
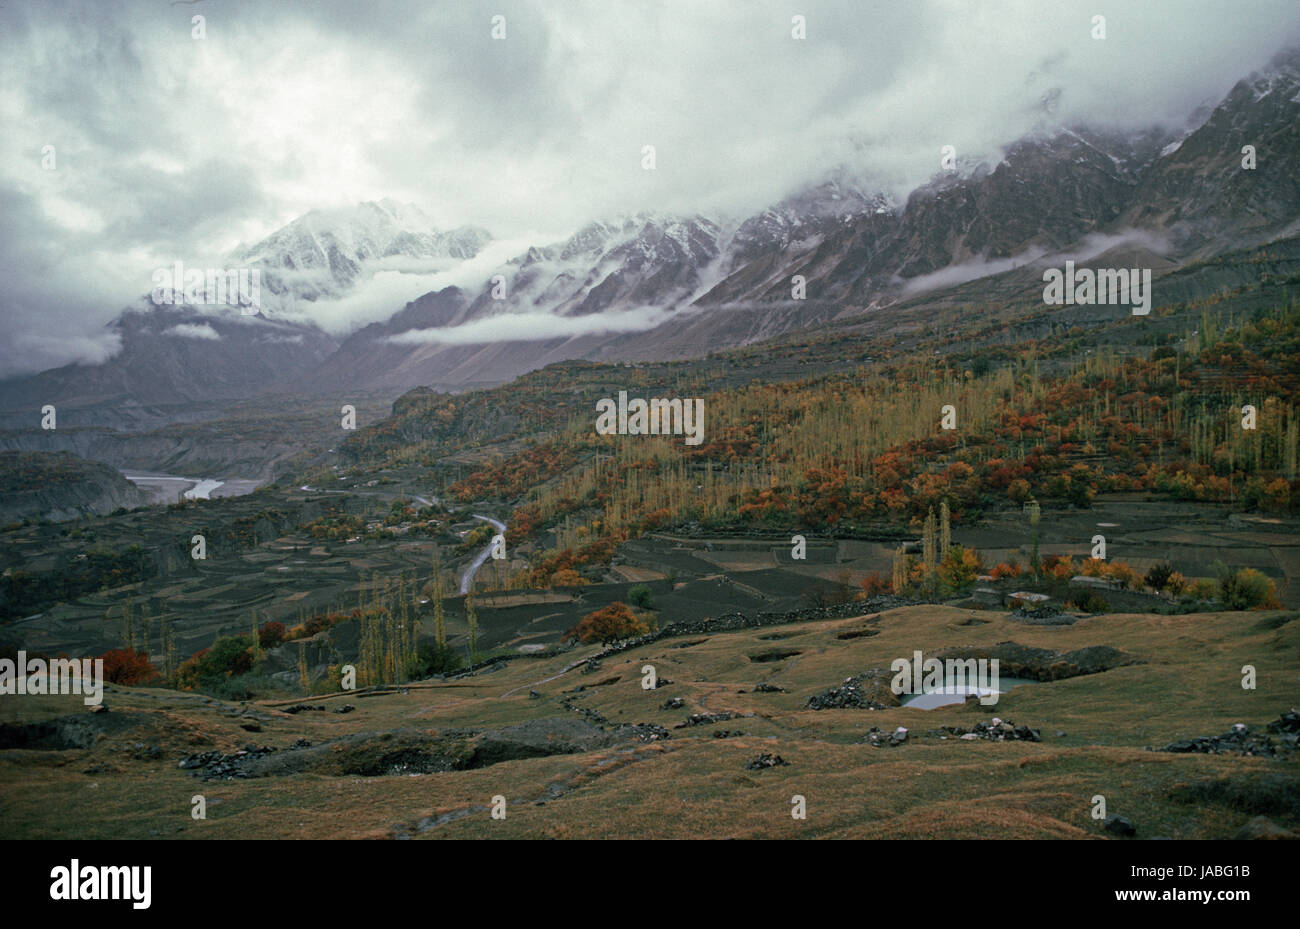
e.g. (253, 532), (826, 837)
(935, 718), (1042, 742)
(805, 670), (899, 710)
(282, 704), (328, 714)
(675, 711), (740, 729)
(613, 723), (670, 743)
(1268, 708), (1300, 740)
(745, 753), (788, 770)
(864, 726), (909, 747)
(1158, 716), (1297, 757)
(178, 743), (279, 780)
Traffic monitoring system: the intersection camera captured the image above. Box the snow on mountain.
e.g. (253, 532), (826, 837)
(235, 198), (492, 314)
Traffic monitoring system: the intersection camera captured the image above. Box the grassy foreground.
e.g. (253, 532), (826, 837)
(2, 605), (1297, 839)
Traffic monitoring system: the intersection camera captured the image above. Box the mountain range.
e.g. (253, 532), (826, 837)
(3, 48), (1298, 415)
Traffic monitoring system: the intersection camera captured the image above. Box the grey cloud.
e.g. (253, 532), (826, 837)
(2, 0), (1299, 376)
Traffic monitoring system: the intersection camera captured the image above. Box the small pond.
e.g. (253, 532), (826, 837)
(900, 675), (1038, 709)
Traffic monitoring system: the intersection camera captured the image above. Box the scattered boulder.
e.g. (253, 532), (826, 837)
(1157, 720), (1293, 758)
(745, 753), (788, 770)
(935, 719), (1041, 743)
(1268, 708), (1300, 738)
(675, 711), (740, 729)
(178, 744), (279, 780)
(1104, 814), (1137, 837)
(612, 723), (670, 743)
(862, 726), (910, 747)
(661, 697), (685, 710)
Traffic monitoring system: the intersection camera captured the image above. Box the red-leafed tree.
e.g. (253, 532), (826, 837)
(565, 602), (649, 644)
(100, 648), (162, 685)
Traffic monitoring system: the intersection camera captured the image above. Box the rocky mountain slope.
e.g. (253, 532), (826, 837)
(302, 48), (1300, 394)
(0, 200), (490, 413)
(0, 451), (147, 524)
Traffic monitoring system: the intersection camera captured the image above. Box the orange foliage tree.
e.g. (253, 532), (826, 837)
(100, 648), (162, 685)
(565, 602), (650, 644)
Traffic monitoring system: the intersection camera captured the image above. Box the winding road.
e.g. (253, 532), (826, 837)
(298, 484), (504, 596)
(460, 514), (508, 595)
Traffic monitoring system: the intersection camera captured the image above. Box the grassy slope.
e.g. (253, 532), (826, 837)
(3, 605), (1296, 839)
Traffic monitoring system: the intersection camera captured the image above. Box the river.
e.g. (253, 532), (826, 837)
(121, 470), (261, 504)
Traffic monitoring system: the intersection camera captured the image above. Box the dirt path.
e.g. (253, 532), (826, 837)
(501, 659), (587, 698)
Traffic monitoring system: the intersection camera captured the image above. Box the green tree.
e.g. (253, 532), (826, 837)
(627, 584), (654, 609)
(410, 641), (463, 677)
(1215, 564), (1277, 609)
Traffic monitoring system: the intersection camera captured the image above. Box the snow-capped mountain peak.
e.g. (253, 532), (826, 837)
(231, 199), (492, 313)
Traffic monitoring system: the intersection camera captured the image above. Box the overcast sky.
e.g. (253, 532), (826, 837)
(2, 0), (1298, 376)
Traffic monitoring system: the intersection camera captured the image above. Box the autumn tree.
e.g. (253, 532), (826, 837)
(100, 648), (161, 685)
(891, 546), (908, 595)
(1216, 565), (1279, 609)
(465, 590), (479, 664)
(566, 602), (650, 644)
(922, 507), (938, 595)
(297, 642), (309, 694)
(937, 545), (981, 591)
(550, 568), (587, 587)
